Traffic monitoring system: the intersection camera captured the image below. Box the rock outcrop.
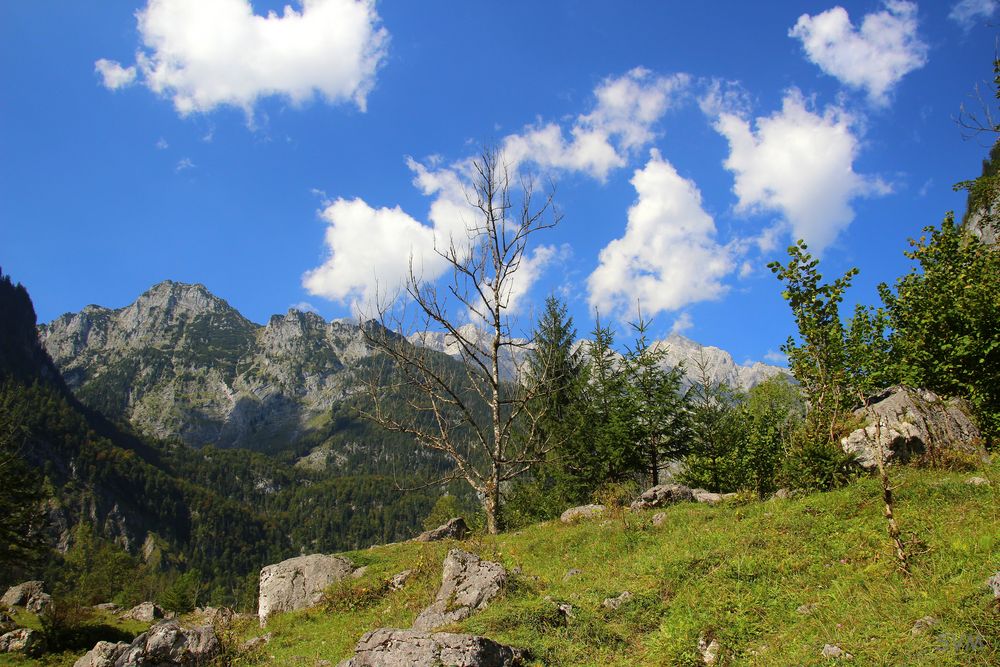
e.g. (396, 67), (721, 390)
(258, 553), (357, 624)
(630, 484), (695, 510)
(120, 602), (166, 622)
(692, 489), (737, 505)
(114, 621), (219, 666)
(1, 581), (51, 614)
(0, 628), (43, 656)
(840, 386), (982, 469)
(559, 504), (606, 523)
(412, 549), (506, 631)
(73, 640), (129, 667)
(414, 518), (469, 542)
(337, 629), (527, 667)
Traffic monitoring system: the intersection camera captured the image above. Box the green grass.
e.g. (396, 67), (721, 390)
(4, 464), (998, 665)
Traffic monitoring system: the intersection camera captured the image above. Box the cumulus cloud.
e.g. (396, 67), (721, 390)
(789, 1), (928, 105)
(95, 59), (137, 89)
(712, 90), (889, 253)
(588, 151), (735, 320)
(97, 0), (388, 115)
(503, 68), (690, 181)
(949, 0), (997, 30)
(175, 157), (195, 171)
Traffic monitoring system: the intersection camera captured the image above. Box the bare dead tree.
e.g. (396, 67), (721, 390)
(359, 147), (561, 534)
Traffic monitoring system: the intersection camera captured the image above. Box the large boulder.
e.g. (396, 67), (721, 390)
(258, 553), (356, 625)
(1, 580), (51, 613)
(412, 550), (506, 631)
(692, 489), (737, 505)
(73, 640), (130, 667)
(629, 484), (695, 510)
(559, 504), (606, 523)
(414, 518), (469, 543)
(840, 386), (981, 470)
(114, 621), (219, 666)
(0, 628), (43, 656)
(337, 628), (527, 667)
(120, 602), (166, 622)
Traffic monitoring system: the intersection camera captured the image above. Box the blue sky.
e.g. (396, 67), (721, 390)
(1, 0), (997, 366)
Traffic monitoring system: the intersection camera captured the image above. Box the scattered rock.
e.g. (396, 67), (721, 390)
(337, 628), (527, 667)
(562, 568), (582, 582)
(194, 606), (235, 627)
(115, 620), (219, 666)
(796, 603), (817, 616)
(120, 601), (165, 622)
(910, 616), (937, 636)
(651, 512), (667, 527)
(93, 603), (122, 614)
(412, 549), (506, 632)
(414, 518), (469, 543)
(840, 386), (981, 470)
(258, 553), (357, 625)
(239, 633), (271, 653)
(0, 611), (14, 634)
(351, 566), (369, 579)
(315, 660), (332, 666)
(0, 628), (43, 656)
(986, 572), (1000, 600)
(559, 504), (606, 523)
(629, 484), (694, 510)
(821, 643), (853, 660)
(965, 476), (991, 486)
(692, 489), (737, 505)
(771, 488), (793, 500)
(601, 591), (633, 610)
(697, 633), (720, 665)
(73, 640), (129, 667)
(389, 570), (413, 591)
(1, 581), (51, 613)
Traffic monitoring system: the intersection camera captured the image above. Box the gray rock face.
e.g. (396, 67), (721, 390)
(258, 553), (356, 625)
(0, 628), (42, 656)
(389, 570), (413, 591)
(121, 602), (165, 622)
(1, 581), (47, 611)
(414, 518), (469, 542)
(74, 640), (129, 667)
(412, 550), (506, 632)
(114, 621), (219, 666)
(39, 281), (375, 451)
(692, 489), (737, 505)
(630, 484), (695, 510)
(840, 386), (982, 470)
(338, 629), (527, 667)
(559, 504), (606, 523)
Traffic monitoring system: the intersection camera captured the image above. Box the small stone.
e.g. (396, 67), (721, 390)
(559, 504), (606, 523)
(910, 616), (937, 636)
(796, 603), (817, 615)
(240, 633), (271, 653)
(413, 517), (469, 542)
(772, 488), (792, 500)
(652, 512), (667, 527)
(965, 476), (991, 486)
(698, 634), (720, 665)
(389, 569), (413, 591)
(986, 572), (1000, 600)
(601, 591), (633, 610)
(562, 568), (582, 582)
(821, 644), (853, 660)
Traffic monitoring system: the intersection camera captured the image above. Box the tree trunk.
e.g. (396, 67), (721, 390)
(484, 477), (501, 535)
(650, 440), (659, 487)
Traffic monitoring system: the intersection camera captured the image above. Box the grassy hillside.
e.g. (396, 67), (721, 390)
(3, 464), (996, 666)
(241, 464), (995, 665)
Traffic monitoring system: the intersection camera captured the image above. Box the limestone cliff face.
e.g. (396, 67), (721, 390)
(39, 281), (375, 451)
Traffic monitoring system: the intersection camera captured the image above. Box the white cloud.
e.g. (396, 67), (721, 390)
(155, 137), (169, 150)
(949, 0), (997, 30)
(95, 58), (136, 89)
(302, 198), (441, 310)
(291, 301), (319, 313)
(97, 0), (388, 116)
(763, 350), (787, 365)
(175, 157), (195, 171)
(670, 312), (694, 335)
(789, 1), (928, 105)
(588, 150), (735, 320)
(503, 68), (690, 181)
(712, 90), (889, 254)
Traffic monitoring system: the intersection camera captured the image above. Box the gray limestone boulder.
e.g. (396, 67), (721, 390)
(258, 553), (356, 625)
(120, 602), (165, 622)
(629, 484), (695, 510)
(74, 640), (130, 667)
(820, 643), (853, 660)
(692, 489), (737, 505)
(413, 518), (469, 543)
(559, 504), (606, 523)
(0, 628), (43, 656)
(337, 628), (527, 667)
(1, 581), (51, 613)
(114, 620), (219, 666)
(412, 550), (506, 631)
(840, 386), (981, 470)
(601, 591), (632, 610)
(987, 572), (1000, 600)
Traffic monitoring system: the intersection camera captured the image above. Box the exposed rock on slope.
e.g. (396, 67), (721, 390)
(258, 553), (358, 625)
(338, 629), (527, 667)
(412, 549), (506, 631)
(840, 386), (982, 469)
(40, 281), (375, 450)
